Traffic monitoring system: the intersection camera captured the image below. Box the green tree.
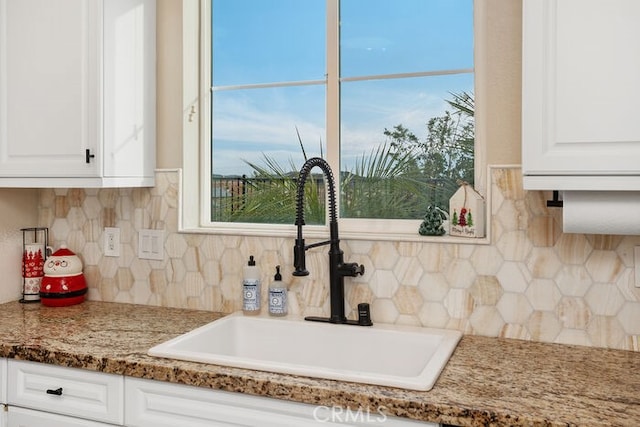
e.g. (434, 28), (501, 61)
(382, 91), (475, 210)
(383, 92), (474, 165)
(213, 92), (475, 222)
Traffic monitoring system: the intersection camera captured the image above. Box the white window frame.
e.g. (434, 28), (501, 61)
(180, 0), (487, 243)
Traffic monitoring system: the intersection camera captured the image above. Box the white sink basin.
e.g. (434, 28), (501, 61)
(148, 313), (462, 391)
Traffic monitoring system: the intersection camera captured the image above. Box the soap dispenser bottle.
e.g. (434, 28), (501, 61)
(242, 255), (261, 315)
(268, 265), (287, 316)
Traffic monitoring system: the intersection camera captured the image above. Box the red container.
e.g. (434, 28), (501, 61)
(40, 246), (87, 307)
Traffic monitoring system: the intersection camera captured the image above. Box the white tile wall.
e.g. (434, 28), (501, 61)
(38, 167), (640, 351)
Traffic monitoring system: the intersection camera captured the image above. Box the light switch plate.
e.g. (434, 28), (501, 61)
(138, 229), (164, 260)
(104, 227), (120, 257)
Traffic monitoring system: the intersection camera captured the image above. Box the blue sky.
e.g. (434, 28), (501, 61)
(211, 0), (473, 176)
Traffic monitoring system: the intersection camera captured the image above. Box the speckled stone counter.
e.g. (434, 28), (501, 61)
(0, 301), (638, 426)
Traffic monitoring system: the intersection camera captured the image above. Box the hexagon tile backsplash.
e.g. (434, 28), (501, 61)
(38, 166), (640, 351)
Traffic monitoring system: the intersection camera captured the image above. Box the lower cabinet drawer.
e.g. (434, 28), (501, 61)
(7, 360), (123, 425)
(125, 377), (433, 427)
(126, 377), (323, 427)
(7, 406), (114, 427)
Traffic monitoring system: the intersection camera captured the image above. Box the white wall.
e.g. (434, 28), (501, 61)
(0, 189), (38, 302)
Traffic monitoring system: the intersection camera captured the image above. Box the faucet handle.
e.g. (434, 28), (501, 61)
(293, 238), (310, 276)
(341, 262), (365, 277)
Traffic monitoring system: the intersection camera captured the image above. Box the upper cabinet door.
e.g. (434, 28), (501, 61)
(0, 0), (155, 187)
(0, 0), (101, 177)
(102, 0), (156, 182)
(522, 0), (640, 189)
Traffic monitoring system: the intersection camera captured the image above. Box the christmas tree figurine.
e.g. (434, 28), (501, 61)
(418, 205), (447, 236)
(458, 207), (467, 227)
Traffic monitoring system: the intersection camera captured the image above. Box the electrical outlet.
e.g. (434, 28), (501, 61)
(138, 229), (164, 260)
(104, 227), (120, 257)
(635, 246), (640, 288)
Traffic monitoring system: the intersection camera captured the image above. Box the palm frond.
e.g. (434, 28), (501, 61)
(446, 91), (474, 118)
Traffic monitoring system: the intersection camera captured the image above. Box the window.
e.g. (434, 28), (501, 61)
(198, 0), (475, 238)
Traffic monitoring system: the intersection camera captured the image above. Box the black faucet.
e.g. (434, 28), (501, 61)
(293, 157), (371, 326)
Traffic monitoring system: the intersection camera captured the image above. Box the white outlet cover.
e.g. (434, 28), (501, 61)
(104, 227), (120, 257)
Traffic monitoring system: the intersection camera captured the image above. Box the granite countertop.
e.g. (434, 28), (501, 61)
(0, 301), (638, 426)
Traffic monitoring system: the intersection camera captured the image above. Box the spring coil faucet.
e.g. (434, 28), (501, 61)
(293, 157), (371, 325)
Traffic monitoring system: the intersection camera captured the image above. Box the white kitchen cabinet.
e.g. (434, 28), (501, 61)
(1, 358), (5, 427)
(7, 360), (124, 425)
(1, 360), (434, 427)
(0, 358), (6, 405)
(0, 0), (155, 188)
(125, 377), (433, 427)
(522, 0), (640, 190)
(7, 406), (113, 427)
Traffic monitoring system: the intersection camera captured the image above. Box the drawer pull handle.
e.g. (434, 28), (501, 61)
(46, 387), (63, 396)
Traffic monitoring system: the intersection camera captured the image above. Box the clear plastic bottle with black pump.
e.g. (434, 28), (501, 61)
(268, 265), (287, 316)
(242, 255), (261, 315)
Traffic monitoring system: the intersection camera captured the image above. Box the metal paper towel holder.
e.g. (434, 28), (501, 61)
(546, 190), (563, 208)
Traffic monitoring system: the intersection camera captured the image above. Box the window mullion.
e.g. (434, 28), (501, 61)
(326, 0), (340, 220)
(340, 68), (475, 83)
(212, 79), (326, 92)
